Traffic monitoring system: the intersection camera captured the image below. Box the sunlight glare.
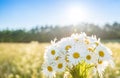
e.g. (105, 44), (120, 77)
(66, 5), (88, 24)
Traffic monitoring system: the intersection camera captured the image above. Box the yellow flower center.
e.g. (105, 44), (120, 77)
(74, 38), (79, 42)
(95, 41), (99, 46)
(65, 56), (69, 62)
(65, 45), (71, 51)
(86, 55), (91, 60)
(88, 47), (94, 52)
(51, 50), (55, 55)
(73, 52), (80, 59)
(47, 66), (53, 72)
(58, 63), (63, 69)
(55, 56), (59, 60)
(98, 60), (103, 64)
(85, 39), (90, 44)
(99, 51), (104, 57)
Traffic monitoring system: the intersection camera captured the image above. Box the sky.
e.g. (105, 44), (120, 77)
(0, 0), (120, 30)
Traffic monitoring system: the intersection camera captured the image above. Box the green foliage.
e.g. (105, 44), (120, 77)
(69, 62), (93, 78)
(0, 22), (120, 42)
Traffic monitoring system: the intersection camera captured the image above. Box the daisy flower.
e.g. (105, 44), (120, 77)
(42, 62), (56, 78)
(70, 33), (86, 43)
(94, 44), (112, 61)
(44, 43), (60, 61)
(94, 59), (108, 78)
(84, 36), (100, 49)
(56, 49), (70, 65)
(68, 44), (88, 66)
(84, 51), (97, 64)
(57, 37), (76, 53)
(54, 59), (66, 72)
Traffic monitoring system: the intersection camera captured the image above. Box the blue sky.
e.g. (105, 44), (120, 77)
(0, 0), (120, 30)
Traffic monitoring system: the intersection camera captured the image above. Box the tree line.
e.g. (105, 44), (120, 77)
(0, 22), (120, 42)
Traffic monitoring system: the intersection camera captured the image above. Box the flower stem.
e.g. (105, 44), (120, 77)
(69, 62), (93, 78)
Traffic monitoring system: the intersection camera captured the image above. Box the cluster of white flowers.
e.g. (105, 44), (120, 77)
(42, 33), (114, 78)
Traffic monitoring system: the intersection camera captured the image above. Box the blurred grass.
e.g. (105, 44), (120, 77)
(0, 41), (120, 78)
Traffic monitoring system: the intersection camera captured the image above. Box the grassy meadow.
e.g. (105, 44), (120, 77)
(0, 41), (120, 78)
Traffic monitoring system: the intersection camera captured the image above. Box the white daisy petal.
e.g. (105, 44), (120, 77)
(54, 59), (66, 72)
(42, 62), (56, 78)
(44, 43), (60, 61)
(94, 44), (112, 61)
(68, 44), (87, 66)
(84, 51), (97, 64)
(94, 59), (108, 78)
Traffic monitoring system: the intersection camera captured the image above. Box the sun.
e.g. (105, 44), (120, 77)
(66, 5), (88, 24)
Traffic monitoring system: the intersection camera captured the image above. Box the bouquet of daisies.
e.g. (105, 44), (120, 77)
(42, 33), (114, 78)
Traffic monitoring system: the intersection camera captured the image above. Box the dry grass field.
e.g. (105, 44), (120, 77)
(0, 42), (120, 78)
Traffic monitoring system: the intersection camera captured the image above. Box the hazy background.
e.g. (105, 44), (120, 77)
(0, 0), (120, 42)
(0, 0), (120, 78)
